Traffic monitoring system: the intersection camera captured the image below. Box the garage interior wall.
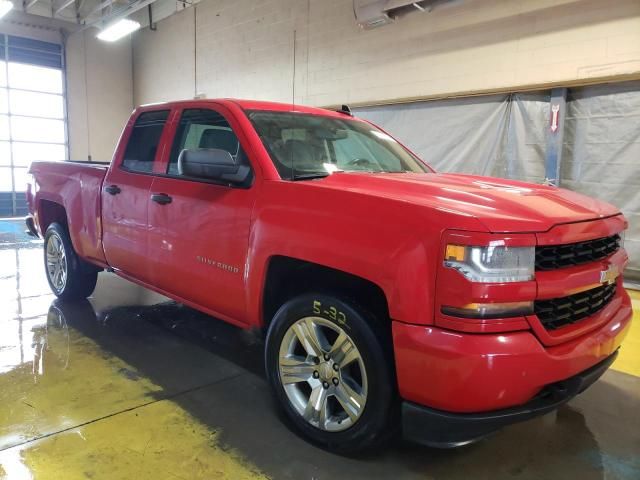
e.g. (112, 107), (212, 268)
(66, 32), (133, 162)
(132, 0), (640, 107)
(4, 0), (639, 273)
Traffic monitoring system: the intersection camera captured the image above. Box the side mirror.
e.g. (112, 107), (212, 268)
(178, 148), (251, 185)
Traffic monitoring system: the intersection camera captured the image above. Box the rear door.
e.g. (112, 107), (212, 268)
(102, 109), (172, 283)
(147, 106), (257, 324)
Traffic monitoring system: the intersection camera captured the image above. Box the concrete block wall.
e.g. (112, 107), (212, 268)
(66, 32), (134, 162)
(132, 0), (640, 107)
(133, 6), (196, 105)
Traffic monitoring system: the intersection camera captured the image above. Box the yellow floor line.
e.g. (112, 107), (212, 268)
(611, 289), (640, 378)
(0, 399), (267, 480)
(0, 312), (267, 480)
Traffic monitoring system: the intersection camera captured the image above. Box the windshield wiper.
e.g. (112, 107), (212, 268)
(291, 173), (331, 181)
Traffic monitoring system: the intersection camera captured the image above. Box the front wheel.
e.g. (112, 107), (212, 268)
(44, 223), (98, 301)
(265, 293), (396, 453)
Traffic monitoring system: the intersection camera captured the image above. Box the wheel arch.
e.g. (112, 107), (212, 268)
(38, 199), (68, 235)
(261, 255), (391, 330)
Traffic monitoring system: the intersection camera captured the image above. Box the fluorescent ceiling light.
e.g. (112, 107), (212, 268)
(0, 1), (13, 19)
(97, 18), (141, 42)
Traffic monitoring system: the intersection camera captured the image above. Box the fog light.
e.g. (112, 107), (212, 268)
(442, 301), (534, 319)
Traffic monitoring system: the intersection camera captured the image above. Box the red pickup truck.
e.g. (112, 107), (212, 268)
(26, 99), (632, 452)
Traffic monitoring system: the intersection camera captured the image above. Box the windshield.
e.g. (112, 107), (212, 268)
(247, 110), (430, 180)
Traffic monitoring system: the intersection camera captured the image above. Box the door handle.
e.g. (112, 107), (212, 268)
(105, 185), (121, 195)
(151, 193), (172, 205)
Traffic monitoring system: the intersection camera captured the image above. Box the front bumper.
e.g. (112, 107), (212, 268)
(402, 351), (617, 447)
(392, 289), (632, 413)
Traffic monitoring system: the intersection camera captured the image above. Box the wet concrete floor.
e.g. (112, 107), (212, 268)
(0, 219), (639, 479)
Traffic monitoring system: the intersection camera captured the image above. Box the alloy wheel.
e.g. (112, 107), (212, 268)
(46, 233), (67, 293)
(278, 316), (368, 432)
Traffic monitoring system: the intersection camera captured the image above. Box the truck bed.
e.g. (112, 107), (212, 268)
(65, 160), (110, 165)
(28, 160), (108, 265)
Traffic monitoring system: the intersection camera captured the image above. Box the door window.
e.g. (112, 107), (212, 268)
(167, 109), (247, 176)
(122, 110), (169, 173)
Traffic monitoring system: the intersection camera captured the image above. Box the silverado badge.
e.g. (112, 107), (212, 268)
(599, 264), (619, 285)
(196, 255), (240, 274)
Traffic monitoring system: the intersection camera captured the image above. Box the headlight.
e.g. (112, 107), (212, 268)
(444, 244), (535, 283)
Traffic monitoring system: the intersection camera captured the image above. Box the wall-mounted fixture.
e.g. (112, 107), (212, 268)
(354, 0), (464, 29)
(353, 1), (393, 30)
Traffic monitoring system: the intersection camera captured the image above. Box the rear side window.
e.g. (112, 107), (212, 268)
(167, 108), (247, 176)
(122, 110), (169, 173)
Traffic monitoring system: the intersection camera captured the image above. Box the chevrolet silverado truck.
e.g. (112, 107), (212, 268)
(26, 99), (633, 452)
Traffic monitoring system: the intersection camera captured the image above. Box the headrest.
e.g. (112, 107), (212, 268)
(199, 128), (239, 154)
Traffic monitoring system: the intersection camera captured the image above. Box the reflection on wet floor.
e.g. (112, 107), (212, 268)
(0, 219), (639, 480)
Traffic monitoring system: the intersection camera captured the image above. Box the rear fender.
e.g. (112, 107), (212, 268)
(30, 162), (107, 265)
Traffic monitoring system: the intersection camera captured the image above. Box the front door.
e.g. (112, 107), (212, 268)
(147, 107), (256, 324)
(102, 109), (171, 284)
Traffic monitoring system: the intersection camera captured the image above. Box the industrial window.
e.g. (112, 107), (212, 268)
(0, 35), (66, 218)
(121, 110), (169, 173)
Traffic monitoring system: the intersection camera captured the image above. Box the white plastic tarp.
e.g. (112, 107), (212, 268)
(562, 81), (640, 279)
(354, 92), (548, 182)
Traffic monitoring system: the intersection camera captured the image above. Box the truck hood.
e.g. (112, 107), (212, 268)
(314, 172), (620, 232)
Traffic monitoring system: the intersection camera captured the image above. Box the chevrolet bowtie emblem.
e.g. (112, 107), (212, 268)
(599, 264), (619, 285)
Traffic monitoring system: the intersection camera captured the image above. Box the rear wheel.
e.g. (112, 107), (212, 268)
(44, 223), (98, 301)
(265, 293), (396, 453)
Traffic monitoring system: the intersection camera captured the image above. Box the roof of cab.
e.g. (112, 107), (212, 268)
(137, 98), (351, 119)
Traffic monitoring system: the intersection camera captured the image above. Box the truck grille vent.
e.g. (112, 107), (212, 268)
(535, 234), (620, 270)
(534, 283), (617, 330)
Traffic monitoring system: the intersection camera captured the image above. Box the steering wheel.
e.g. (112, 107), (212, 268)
(346, 158), (373, 169)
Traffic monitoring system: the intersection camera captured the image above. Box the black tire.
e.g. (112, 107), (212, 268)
(44, 223), (98, 301)
(265, 293), (396, 453)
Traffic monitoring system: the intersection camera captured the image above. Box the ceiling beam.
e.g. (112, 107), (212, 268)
(23, 0), (39, 10)
(81, 0), (114, 22)
(72, 0), (159, 35)
(54, 0), (76, 16)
